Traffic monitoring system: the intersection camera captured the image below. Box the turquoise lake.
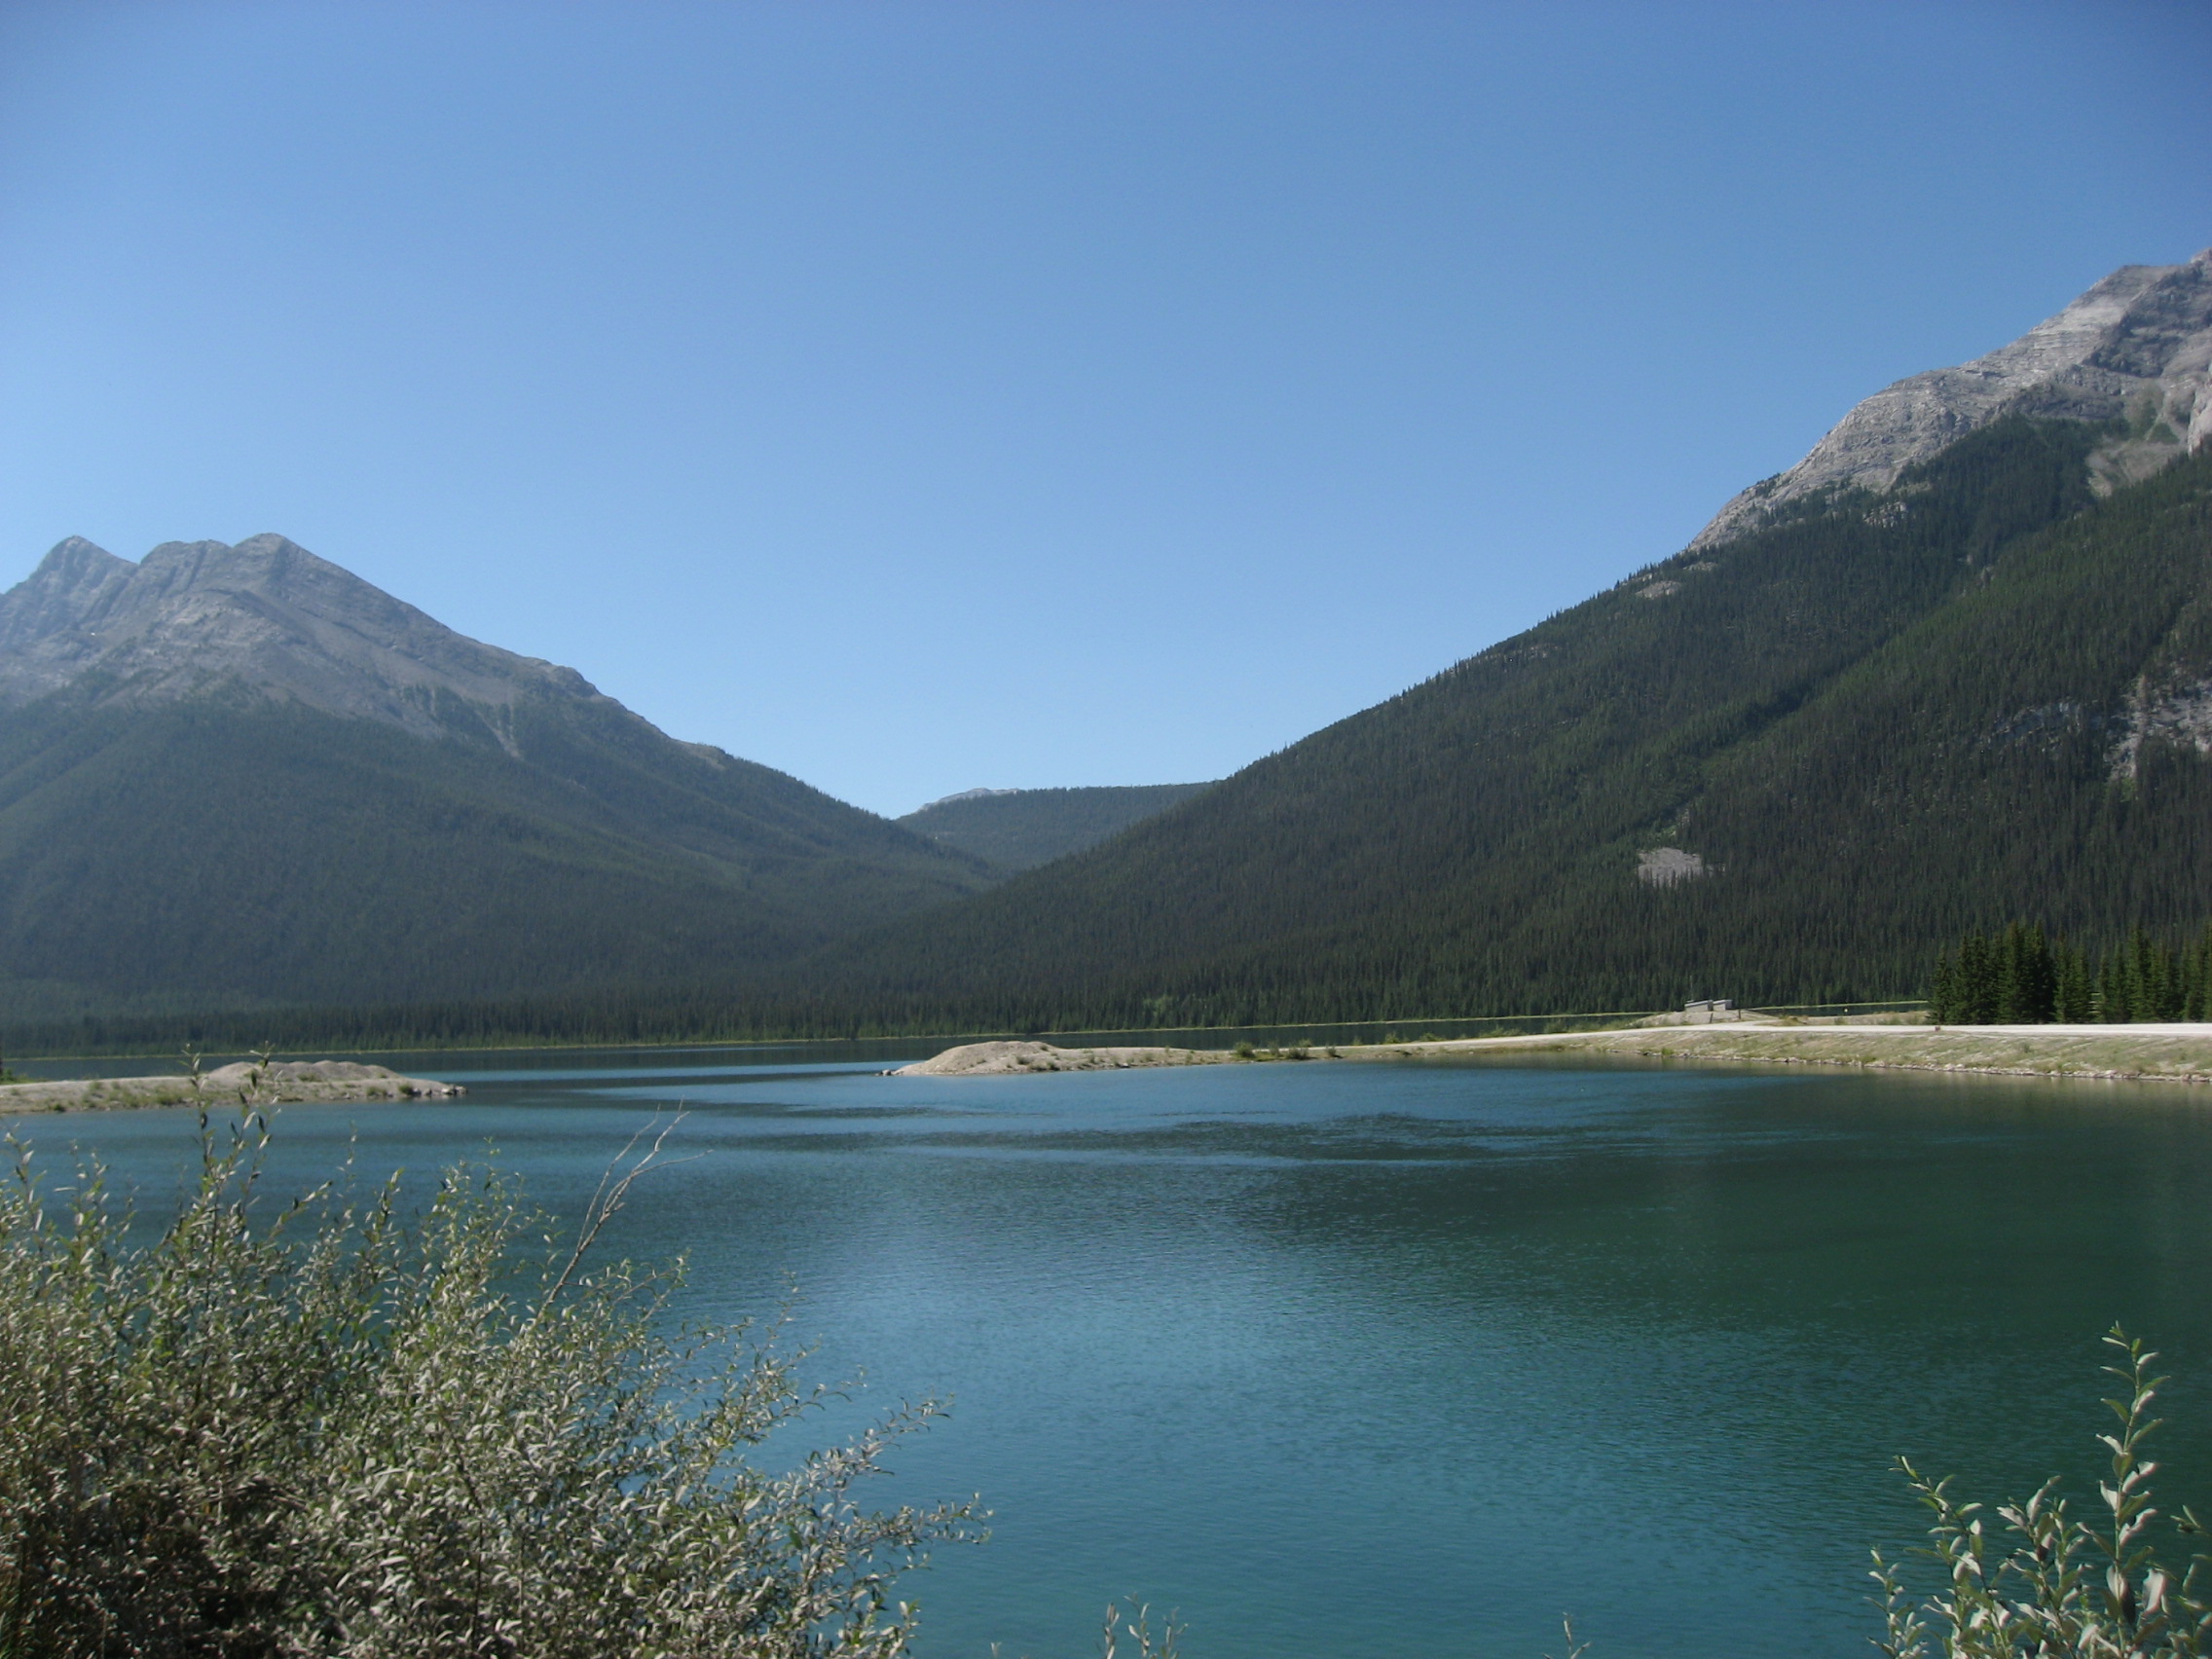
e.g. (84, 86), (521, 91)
(9, 1045), (2212, 1659)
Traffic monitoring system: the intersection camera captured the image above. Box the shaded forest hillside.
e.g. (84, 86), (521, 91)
(0, 536), (991, 1017)
(898, 783), (1216, 872)
(766, 422), (2212, 1032)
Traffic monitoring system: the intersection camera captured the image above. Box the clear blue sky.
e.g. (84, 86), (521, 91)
(2, 2), (2207, 816)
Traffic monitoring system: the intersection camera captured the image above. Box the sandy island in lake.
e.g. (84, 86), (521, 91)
(894, 1022), (2212, 1085)
(0, 1060), (465, 1114)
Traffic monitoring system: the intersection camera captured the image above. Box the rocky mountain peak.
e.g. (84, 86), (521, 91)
(0, 536), (138, 651)
(1693, 248), (2212, 548)
(0, 534), (606, 747)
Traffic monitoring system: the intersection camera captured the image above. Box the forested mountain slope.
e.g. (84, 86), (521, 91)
(775, 422), (2212, 1030)
(0, 535), (989, 1016)
(898, 783), (1216, 872)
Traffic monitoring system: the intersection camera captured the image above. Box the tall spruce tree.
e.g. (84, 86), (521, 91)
(2185, 927), (2212, 1020)
(2054, 941), (2094, 1023)
(2122, 928), (2178, 1022)
(1954, 933), (2000, 1025)
(1929, 948), (1959, 1023)
(1997, 923), (2056, 1023)
(2097, 947), (2132, 1022)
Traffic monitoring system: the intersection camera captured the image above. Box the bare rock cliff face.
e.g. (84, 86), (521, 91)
(0, 534), (658, 756)
(1694, 249), (2212, 549)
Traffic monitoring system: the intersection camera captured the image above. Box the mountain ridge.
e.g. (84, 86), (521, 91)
(0, 533), (657, 758)
(0, 534), (993, 1017)
(1694, 249), (2212, 547)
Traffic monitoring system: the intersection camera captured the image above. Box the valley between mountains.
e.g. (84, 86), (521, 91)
(4, 249), (2211, 1050)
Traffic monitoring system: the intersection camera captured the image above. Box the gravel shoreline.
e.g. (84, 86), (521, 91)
(894, 1024), (2212, 1084)
(0, 1060), (465, 1114)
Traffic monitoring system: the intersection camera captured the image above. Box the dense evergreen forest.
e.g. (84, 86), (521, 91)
(897, 783), (1216, 873)
(0, 687), (989, 1021)
(10, 423), (2212, 1055)
(1928, 921), (2212, 1024)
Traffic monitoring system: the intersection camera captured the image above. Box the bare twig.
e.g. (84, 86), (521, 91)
(540, 1108), (697, 1308)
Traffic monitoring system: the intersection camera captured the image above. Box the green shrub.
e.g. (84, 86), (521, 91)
(1874, 1330), (2210, 1659)
(0, 1111), (975, 1658)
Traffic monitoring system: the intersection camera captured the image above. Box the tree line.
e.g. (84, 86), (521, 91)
(1928, 921), (2212, 1024)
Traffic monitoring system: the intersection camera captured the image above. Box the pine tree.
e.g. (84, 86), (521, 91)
(2097, 946), (2133, 1022)
(2187, 926), (2212, 1020)
(1929, 947), (1958, 1023)
(2122, 927), (2181, 1022)
(1955, 933), (1999, 1024)
(1998, 922), (2056, 1022)
(2155, 943), (2181, 1020)
(2053, 940), (2094, 1023)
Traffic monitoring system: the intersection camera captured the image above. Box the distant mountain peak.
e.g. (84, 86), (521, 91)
(0, 536), (137, 649)
(1693, 248), (2212, 548)
(0, 534), (998, 1016)
(0, 533), (603, 749)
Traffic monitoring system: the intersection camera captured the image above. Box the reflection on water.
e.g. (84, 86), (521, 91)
(10, 1047), (2212, 1659)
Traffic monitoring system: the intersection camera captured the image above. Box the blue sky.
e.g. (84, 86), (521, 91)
(2, 2), (2207, 815)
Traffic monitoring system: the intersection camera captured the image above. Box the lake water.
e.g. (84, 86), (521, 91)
(9, 1045), (2212, 1659)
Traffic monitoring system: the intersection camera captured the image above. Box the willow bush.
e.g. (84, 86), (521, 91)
(1874, 1331), (2211, 1659)
(0, 1110), (975, 1659)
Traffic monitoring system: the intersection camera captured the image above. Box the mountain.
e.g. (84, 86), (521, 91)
(16, 255), (2210, 1050)
(761, 254), (2212, 1034)
(0, 535), (615, 735)
(0, 535), (990, 1018)
(898, 783), (1216, 872)
(1696, 251), (2212, 545)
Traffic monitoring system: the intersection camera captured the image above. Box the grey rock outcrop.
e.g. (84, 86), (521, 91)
(893, 1040), (1227, 1075)
(1636, 847), (1708, 888)
(0, 534), (670, 757)
(1694, 249), (2212, 548)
